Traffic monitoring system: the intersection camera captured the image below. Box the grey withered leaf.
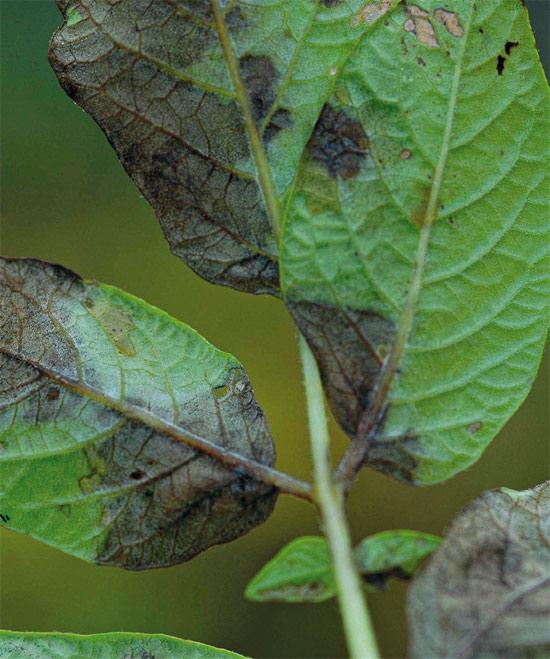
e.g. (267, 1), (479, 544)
(408, 482), (550, 658)
(48, 1), (388, 294)
(0, 257), (276, 569)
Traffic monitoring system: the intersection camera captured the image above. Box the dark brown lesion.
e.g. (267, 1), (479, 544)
(49, 4), (281, 296)
(238, 54), (293, 143)
(307, 104), (369, 179)
(288, 300), (393, 437)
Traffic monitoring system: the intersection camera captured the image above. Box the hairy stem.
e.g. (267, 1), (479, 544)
(299, 335), (380, 659)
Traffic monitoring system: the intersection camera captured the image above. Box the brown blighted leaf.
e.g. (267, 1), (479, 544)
(49, 1), (395, 294)
(281, 1), (549, 484)
(0, 257), (276, 569)
(408, 482), (550, 658)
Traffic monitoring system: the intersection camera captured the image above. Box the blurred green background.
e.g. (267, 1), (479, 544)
(0, 2), (548, 657)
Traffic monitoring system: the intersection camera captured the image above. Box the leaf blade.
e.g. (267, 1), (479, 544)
(280, 0), (550, 484)
(354, 530), (442, 590)
(0, 631), (245, 658)
(245, 536), (337, 603)
(48, 0), (395, 294)
(407, 481), (550, 658)
(0, 257), (276, 569)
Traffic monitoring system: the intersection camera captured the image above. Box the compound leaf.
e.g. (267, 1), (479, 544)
(0, 257), (276, 569)
(408, 481), (550, 659)
(0, 631), (245, 658)
(245, 536), (336, 603)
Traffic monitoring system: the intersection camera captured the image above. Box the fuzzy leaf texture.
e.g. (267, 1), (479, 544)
(408, 481), (550, 658)
(0, 258), (276, 569)
(0, 631), (245, 658)
(49, 1), (549, 484)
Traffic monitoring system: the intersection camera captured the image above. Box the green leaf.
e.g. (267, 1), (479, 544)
(245, 536), (336, 603)
(245, 530), (439, 603)
(408, 481), (550, 658)
(0, 631), (245, 658)
(0, 257), (276, 569)
(354, 530), (441, 591)
(280, 0), (550, 484)
(48, 0), (394, 294)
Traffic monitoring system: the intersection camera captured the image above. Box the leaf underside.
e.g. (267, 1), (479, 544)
(0, 258), (276, 569)
(49, 0), (549, 485)
(0, 631), (245, 658)
(408, 481), (550, 658)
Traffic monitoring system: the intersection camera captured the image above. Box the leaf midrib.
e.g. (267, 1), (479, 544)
(335, 2), (476, 483)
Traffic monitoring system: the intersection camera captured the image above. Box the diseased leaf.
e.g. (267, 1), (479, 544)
(48, 0), (393, 295)
(0, 631), (245, 658)
(0, 257), (276, 569)
(49, 1), (550, 486)
(354, 530), (441, 591)
(245, 536), (336, 603)
(408, 481), (550, 659)
(280, 0), (550, 484)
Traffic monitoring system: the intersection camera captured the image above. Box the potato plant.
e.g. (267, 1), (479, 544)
(0, 0), (548, 657)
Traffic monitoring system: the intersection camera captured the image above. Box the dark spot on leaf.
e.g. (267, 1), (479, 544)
(467, 421), (483, 434)
(239, 55), (277, 123)
(417, 56), (426, 66)
(307, 104), (369, 179)
(57, 503), (71, 517)
(479, 27), (484, 34)
(400, 148), (412, 160)
(130, 470), (145, 480)
(264, 108), (292, 143)
(47, 387), (60, 401)
(497, 54), (506, 75)
(362, 567), (411, 591)
(411, 185), (432, 227)
(226, 6), (248, 30)
(322, 0), (342, 6)
(505, 40), (519, 55)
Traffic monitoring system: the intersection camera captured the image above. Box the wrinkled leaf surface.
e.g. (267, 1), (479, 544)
(0, 258), (276, 569)
(408, 481), (550, 658)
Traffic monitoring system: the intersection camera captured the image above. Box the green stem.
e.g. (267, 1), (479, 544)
(211, 0), (281, 238)
(299, 334), (380, 659)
